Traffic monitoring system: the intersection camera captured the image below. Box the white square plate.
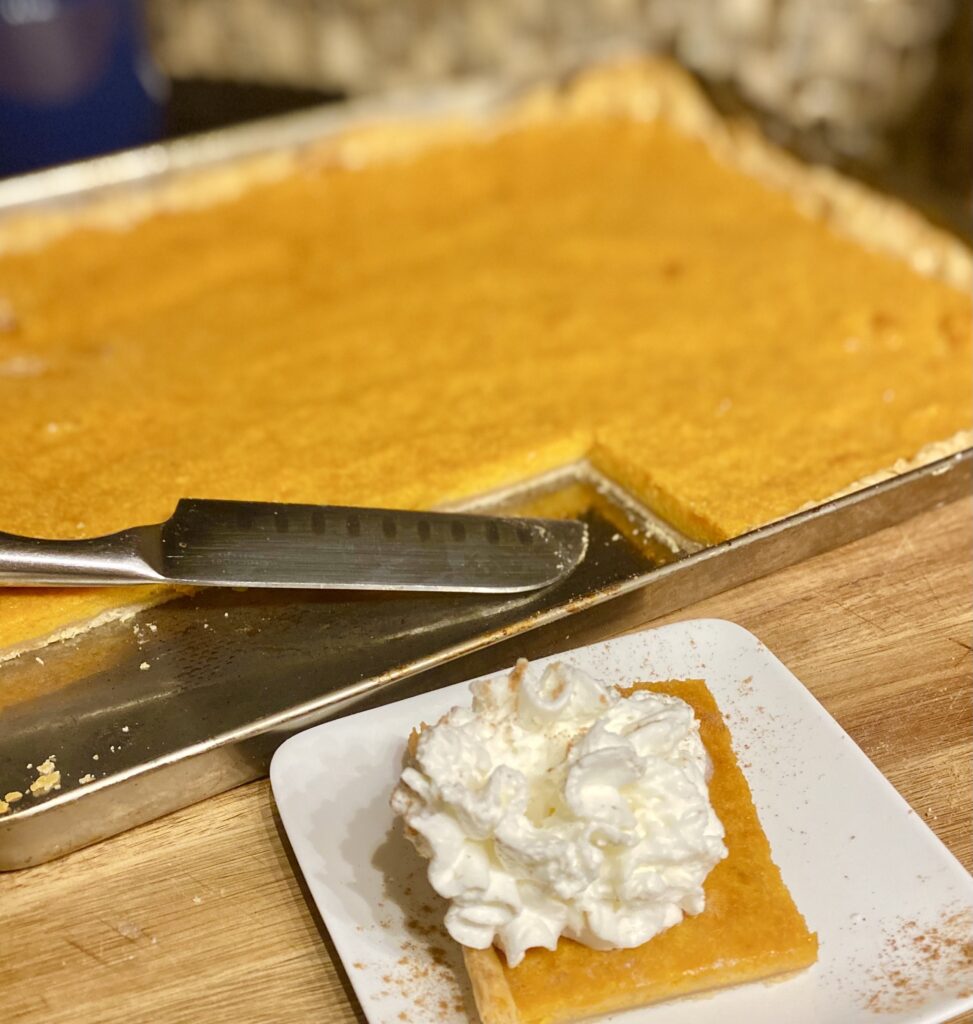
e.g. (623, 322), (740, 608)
(270, 619), (973, 1023)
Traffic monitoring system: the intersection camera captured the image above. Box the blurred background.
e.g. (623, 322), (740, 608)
(0, 0), (969, 233)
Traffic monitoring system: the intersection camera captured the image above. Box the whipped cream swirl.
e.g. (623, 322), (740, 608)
(390, 659), (727, 966)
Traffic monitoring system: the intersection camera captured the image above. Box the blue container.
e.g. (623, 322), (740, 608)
(0, 0), (166, 177)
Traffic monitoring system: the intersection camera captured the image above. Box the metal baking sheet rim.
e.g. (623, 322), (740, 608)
(2, 449), (968, 869)
(0, 77), (521, 215)
(0, 42), (655, 215)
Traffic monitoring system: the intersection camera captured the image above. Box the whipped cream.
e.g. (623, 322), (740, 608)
(390, 659), (727, 966)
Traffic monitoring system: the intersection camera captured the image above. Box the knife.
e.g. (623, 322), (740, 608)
(0, 498), (588, 593)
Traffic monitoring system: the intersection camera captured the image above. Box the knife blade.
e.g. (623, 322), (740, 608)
(0, 499), (588, 593)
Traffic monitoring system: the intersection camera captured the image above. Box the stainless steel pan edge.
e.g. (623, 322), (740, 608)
(0, 78), (514, 216)
(2, 449), (967, 869)
(0, 43), (647, 217)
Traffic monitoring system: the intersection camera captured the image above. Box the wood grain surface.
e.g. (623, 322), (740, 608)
(2, 496), (970, 1024)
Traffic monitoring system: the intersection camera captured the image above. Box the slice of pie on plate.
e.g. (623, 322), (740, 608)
(400, 677), (817, 1024)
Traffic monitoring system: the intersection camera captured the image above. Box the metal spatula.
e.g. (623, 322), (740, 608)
(0, 498), (587, 593)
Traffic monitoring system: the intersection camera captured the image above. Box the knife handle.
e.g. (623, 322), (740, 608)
(0, 527), (162, 586)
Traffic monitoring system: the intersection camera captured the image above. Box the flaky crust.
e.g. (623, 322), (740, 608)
(463, 946), (523, 1024)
